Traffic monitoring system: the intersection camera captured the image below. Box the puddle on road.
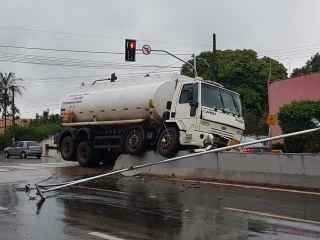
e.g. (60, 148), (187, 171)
(49, 174), (320, 239)
(63, 176), (320, 239)
(2, 167), (320, 240)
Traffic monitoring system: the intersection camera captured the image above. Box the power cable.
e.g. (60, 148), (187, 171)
(0, 43), (192, 56)
(0, 25), (209, 50)
(0, 55), (182, 70)
(258, 43), (320, 55)
(0, 44), (123, 55)
(0, 51), (183, 68)
(21, 70), (180, 86)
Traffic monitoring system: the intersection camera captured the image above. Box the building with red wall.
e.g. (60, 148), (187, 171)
(268, 73), (320, 137)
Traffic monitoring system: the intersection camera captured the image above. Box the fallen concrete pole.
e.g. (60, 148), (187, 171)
(35, 124), (320, 200)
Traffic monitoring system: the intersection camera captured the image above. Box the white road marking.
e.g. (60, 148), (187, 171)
(5, 166), (38, 170)
(0, 162), (76, 172)
(21, 162), (67, 166)
(0, 206), (8, 210)
(0, 165), (38, 170)
(172, 178), (320, 196)
(224, 207), (320, 225)
(20, 162), (77, 168)
(89, 232), (126, 240)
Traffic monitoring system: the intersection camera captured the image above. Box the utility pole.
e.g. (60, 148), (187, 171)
(11, 86), (15, 126)
(4, 87), (7, 130)
(193, 53), (198, 78)
(212, 33), (217, 82)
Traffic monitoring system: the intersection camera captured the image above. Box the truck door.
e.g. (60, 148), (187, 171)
(174, 83), (199, 130)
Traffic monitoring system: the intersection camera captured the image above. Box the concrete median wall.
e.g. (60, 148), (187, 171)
(41, 136), (60, 158)
(114, 151), (320, 189)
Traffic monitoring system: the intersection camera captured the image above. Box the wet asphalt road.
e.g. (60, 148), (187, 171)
(1, 155), (320, 240)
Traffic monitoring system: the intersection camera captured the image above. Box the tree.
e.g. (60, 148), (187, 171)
(291, 53), (320, 77)
(0, 73), (23, 129)
(181, 50), (287, 135)
(278, 101), (320, 153)
(33, 111), (60, 125)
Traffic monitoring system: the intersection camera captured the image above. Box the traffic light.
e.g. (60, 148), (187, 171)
(125, 39), (136, 62)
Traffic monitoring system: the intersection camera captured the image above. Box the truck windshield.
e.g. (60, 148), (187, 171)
(201, 84), (242, 116)
(179, 83), (198, 104)
(232, 92), (242, 116)
(220, 90), (241, 115)
(201, 84), (223, 109)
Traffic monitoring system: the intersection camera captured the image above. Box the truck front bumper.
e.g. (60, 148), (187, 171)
(179, 131), (214, 148)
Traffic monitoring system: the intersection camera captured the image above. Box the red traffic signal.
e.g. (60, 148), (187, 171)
(129, 41), (135, 49)
(125, 39), (136, 62)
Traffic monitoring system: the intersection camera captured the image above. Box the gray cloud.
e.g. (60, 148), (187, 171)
(0, 0), (319, 117)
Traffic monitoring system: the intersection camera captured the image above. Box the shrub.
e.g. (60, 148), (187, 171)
(0, 123), (61, 150)
(278, 101), (320, 153)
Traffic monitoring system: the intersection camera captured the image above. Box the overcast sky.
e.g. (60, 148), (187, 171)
(0, 0), (319, 118)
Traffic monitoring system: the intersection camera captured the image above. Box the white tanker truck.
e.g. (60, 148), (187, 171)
(56, 73), (245, 167)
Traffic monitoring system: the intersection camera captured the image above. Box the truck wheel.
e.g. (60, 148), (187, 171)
(5, 152), (10, 159)
(60, 136), (75, 161)
(77, 141), (93, 167)
(124, 127), (145, 155)
(157, 127), (179, 157)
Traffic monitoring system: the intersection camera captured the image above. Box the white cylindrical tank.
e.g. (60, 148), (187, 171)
(61, 74), (178, 123)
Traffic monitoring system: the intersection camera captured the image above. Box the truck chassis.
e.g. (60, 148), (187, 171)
(56, 120), (180, 167)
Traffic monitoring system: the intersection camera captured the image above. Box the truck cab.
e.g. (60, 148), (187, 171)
(167, 76), (245, 149)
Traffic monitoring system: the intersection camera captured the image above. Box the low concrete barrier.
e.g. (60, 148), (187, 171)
(114, 151), (320, 190)
(41, 136), (60, 158)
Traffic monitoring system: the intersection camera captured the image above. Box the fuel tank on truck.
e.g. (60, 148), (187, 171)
(61, 74), (179, 123)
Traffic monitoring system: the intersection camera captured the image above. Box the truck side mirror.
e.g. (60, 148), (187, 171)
(189, 102), (198, 117)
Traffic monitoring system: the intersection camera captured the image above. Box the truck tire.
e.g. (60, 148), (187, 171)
(60, 136), (75, 161)
(157, 127), (179, 157)
(77, 141), (94, 167)
(124, 127), (145, 155)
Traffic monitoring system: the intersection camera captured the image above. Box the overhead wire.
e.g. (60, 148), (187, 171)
(0, 43), (192, 56)
(0, 52), (182, 70)
(3, 27), (320, 64)
(22, 70), (180, 87)
(2, 42), (318, 75)
(0, 25), (209, 51)
(258, 43), (320, 55)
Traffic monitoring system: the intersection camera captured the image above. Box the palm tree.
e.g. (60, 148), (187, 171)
(0, 73), (23, 129)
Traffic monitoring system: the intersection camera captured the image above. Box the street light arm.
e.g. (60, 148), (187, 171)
(151, 49), (195, 73)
